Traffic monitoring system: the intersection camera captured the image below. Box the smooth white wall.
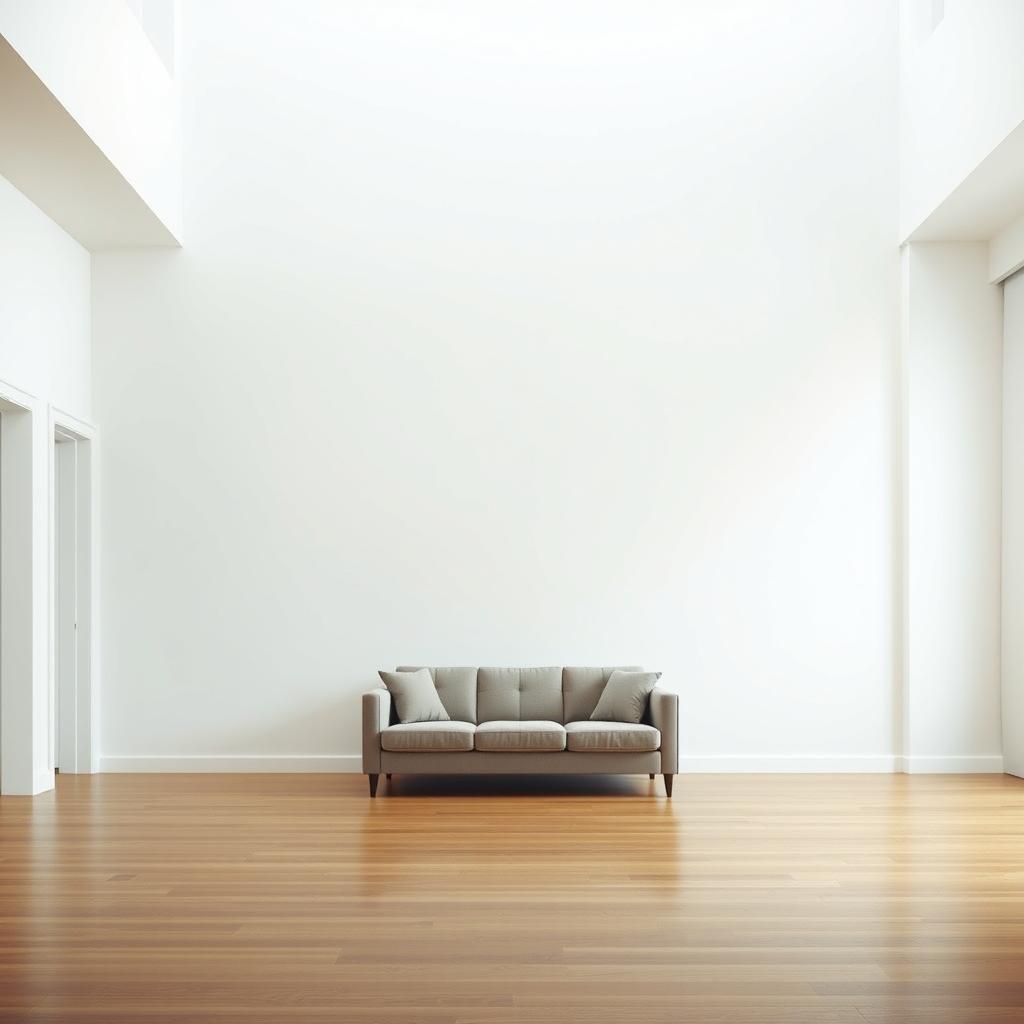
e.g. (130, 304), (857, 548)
(1003, 269), (1024, 778)
(900, 0), (1024, 240)
(990, 211), (1024, 284)
(904, 242), (1003, 770)
(123, 0), (176, 74)
(93, 0), (900, 770)
(0, 175), (90, 418)
(0, 0), (181, 242)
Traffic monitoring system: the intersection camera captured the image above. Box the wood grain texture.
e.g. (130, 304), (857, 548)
(1, 772), (1023, 1023)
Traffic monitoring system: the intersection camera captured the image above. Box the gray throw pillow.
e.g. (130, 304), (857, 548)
(590, 670), (662, 724)
(378, 668), (451, 724)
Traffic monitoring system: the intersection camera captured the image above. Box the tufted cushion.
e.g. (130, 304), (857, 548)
(477, 667), (562, 723)
(380, 721), (475, 752)
(474, 721), (567, 752)
(565, 721), (661, 752)
(562, 666), (643, 723)
(396, 666), (478, 724)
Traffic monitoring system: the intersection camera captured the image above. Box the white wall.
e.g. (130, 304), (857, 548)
(123, 0), (177, 75)
(990, 211), (1024, 284)
(1003, 269), (1024, 778)
(900, 0), (1024, 241)
(0, 174), (91, 793)
(903, 242), (1003, 771)
(93, 0), (900, 771)
(0, 175), (91, 418)
(0, 0), (181, 243)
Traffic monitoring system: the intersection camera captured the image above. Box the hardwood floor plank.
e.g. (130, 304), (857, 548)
(0, 773), (1022, 1022)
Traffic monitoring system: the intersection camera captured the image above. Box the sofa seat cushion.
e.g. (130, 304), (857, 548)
(474, 720), (567, 752)
(380, 721), (475, 752)
(565, 721), (661, 752)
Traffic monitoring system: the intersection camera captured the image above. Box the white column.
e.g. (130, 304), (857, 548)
(1002, 269), (1024, 777)
(903, 242), (1004, 772)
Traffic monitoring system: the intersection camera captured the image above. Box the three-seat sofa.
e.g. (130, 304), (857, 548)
(362, 666), (678, 797)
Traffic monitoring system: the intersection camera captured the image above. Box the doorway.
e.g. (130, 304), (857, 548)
(50, 415), (96, 775)
(0, 384), (35, 794)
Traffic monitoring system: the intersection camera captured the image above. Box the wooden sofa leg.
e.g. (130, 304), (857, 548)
(649, 773), (655, 780)
(368, 774), (379, 798)
(664, 774), (674, 798)
(386, 773), (392, 780)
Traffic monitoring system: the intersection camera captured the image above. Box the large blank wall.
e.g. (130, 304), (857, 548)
(93, 0), (900, 767)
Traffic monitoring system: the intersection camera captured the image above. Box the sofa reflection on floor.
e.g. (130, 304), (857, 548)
(362, 666), (678, 797)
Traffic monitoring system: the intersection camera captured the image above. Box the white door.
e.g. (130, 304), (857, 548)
(54, 434), (78, 771)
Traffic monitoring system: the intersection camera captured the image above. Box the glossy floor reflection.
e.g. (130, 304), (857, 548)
(0, 772), (1022, 1022)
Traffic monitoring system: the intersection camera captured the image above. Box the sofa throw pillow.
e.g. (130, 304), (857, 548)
(590, 670), (662, 725)
(378, 668), (451, 724)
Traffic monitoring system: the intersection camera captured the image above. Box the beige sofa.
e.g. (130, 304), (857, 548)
(362, 666), (678, 797)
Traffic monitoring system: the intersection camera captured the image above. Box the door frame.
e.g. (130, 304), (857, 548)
(49, 408), (99, 775)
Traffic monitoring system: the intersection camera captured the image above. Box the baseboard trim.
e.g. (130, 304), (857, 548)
(898, 754), (1005, 774)
(681, 755), (1006, 773)
(679, 755), (901, 773)
(99, 755), (362, 773)
(97, 753), (1007, 774)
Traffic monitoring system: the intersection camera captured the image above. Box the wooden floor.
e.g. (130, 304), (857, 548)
(1, 774), (1023, 1023)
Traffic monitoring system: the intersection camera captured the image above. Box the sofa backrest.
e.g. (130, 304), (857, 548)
(395, 666), (477, 723)
(394, 666), (642, 724)
(562, 666), (643, 721)
(478, 667), (562, 723)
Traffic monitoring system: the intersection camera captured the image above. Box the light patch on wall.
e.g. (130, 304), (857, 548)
(123, 0), (176, 74)
(911, 0), (946, 42)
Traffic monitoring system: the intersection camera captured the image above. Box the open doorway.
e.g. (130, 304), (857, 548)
(50, 414), (96, 775)
(0, 384), (35, 794)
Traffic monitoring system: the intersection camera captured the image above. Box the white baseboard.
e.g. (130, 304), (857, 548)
(899, 754), (1004, 774)
(99, 755), (362, 773)
(679, 755), (901, 773)
(97, 753), (1007, 774)
(681, 755), (1006, 773)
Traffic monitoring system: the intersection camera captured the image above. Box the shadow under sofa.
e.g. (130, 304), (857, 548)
(362, 666), (679, 797)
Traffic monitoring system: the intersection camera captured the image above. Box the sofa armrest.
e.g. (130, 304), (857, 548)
(649, 687), (678, 774)
(362, 688), (392, 774)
